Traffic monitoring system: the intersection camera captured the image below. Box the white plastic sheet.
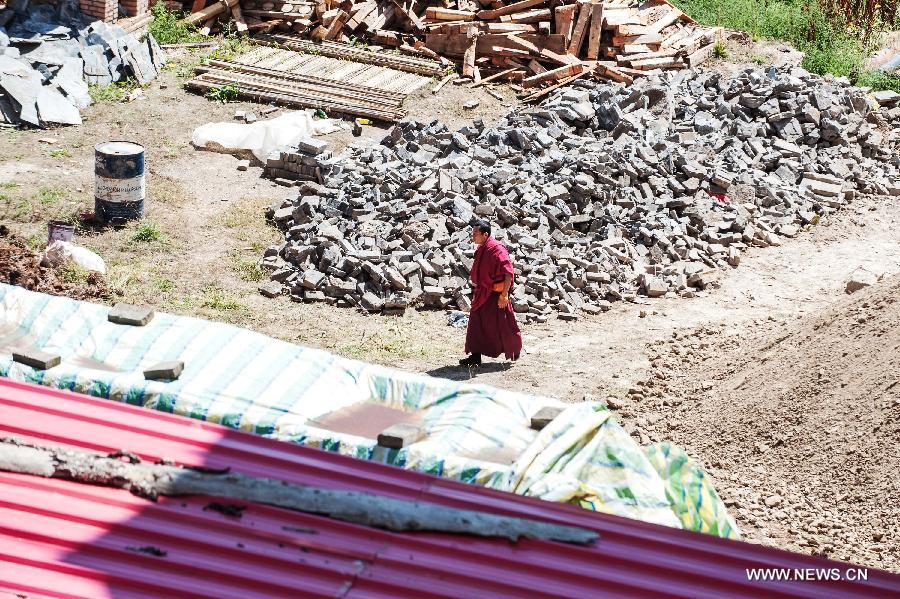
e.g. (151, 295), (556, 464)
(42, 241), (107, 274)
(191, 110), (343, 162)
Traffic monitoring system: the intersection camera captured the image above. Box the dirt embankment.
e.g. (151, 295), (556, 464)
(0, 227), (109, 301)
(631, 275), (900, 571)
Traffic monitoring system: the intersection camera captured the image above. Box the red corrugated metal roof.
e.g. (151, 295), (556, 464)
(0, 378), (897, 598)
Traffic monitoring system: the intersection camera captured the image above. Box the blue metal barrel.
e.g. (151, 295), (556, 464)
(94, 141), (145, 223)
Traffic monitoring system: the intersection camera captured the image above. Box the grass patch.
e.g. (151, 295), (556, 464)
(58, 262), (92, 285)
(671, 0), (898, 90)
(131, 222), (164, 243)
(0, 187), (76, 224)
(857, 69), (900, 93)
(49, 148), (70, 158)
(0, 182), (18, 189)
(200, 285), (245, 312)
(231, 254), (266, 282)
(156, 277), (175, 292)
(222, 197), (281, 244)
(148, 3), (204, 45)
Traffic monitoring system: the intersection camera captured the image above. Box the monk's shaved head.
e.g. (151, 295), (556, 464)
(472, 220), (491, 236)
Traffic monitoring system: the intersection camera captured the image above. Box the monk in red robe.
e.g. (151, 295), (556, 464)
(460, 220), (523, 367)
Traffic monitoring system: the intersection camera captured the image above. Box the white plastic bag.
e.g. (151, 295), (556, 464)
(191, 110), (343, 162)
(43, 240), (107, 274)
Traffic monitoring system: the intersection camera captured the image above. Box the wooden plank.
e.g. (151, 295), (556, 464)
(232, 2), (249, 33)
(462, 33), (478, 77)
(554, 4), (577, 44)
(424, 7), (476, 20)
(498, 8), (552, 23)
(485, 23), (538, 33)
(521, 69), (587, 101)
(182, 0), (238, 26)
(586, 3), (602, 60)
(646, 7), (681, 34)
(191, 0), (208, 13)
(391, 0), (425, 32)
(528, 58), (547, 74)
(425, 33), (566, 56)
(567, 1), (591, 56)
(612, 32), (664, 45)
(477, 0), (550, 20)
(630, 57), (685, 70)
(521, 62), (584, 88)
(470, 66), (517, 86)
(595, 63), (633, 84)
(686, 41), (716, 67)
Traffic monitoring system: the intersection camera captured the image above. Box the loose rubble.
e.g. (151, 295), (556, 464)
(260, 66), (900, 321)
(0, 1), (165, 127)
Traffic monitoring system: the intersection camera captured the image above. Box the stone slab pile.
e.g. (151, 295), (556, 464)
(0, 1), (166, 127)
(261, 66), (900, 321)
(263, 136), (331, 185)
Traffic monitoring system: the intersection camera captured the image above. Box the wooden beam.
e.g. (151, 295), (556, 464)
(567, 1), (591, 56)
(498, 8), (552, 23)
(554, 4), (577, 44)
(462, 33), (478, 77)
(522, 62), (584, 88)
(470, 66), (518, 86)
(586, 3), (602, 60)
(477, 0), (550, 20)
(424, 7), (476, 21)
(182, 0), (238, 25)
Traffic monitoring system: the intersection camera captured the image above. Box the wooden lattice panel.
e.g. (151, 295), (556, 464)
(234, 46), (431, 95)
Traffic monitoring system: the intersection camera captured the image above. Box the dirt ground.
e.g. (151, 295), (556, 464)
(1, 48), (899, 571)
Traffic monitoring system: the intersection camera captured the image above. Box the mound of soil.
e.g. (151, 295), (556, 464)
(634, 275), (900, 571)
(0, 227), (110, 301)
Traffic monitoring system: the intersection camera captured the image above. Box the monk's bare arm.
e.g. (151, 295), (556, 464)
(498, 274), (513, 308)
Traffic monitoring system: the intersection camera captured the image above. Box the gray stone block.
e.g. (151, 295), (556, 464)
(143, 361), (184, 381)
(12, 348), (61, 370)
(108, 303), (155, 326)
(377, 422), (423, 448)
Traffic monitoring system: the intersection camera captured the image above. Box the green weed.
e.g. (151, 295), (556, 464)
(49, 148), (70, 158)
(713, 40), (728, 59)
(206, 83), (240, 103)
(857, 70), (900, 94)
(148, 3), (203, 45)
(88, 79), (139, 103)
(132, 222), (164, 243)
(0, 182), (17, 189)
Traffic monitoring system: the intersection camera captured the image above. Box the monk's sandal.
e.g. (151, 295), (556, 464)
(459, 355), (482, 367)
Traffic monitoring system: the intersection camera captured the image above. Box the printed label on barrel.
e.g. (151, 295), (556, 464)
(95, 175), (145, 203)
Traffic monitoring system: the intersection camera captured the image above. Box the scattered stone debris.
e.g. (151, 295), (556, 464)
(259, 66), (899, 320)
(0, 2), (166, 128)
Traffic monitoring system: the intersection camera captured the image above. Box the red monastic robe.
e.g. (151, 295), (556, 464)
(464, 236), (523, 360)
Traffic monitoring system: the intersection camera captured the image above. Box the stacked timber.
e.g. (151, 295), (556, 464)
(178, 0), (720, 90)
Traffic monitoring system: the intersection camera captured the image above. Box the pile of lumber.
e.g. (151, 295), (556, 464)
(177, 0), (721, 89)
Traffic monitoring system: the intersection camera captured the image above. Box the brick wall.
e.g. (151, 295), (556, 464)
(79, 0), (118, 21)
(119, 0), (149, 17)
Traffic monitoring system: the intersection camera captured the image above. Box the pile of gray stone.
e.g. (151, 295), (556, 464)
(260, 66), (900, 321)
(0, 1), (165, 127)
